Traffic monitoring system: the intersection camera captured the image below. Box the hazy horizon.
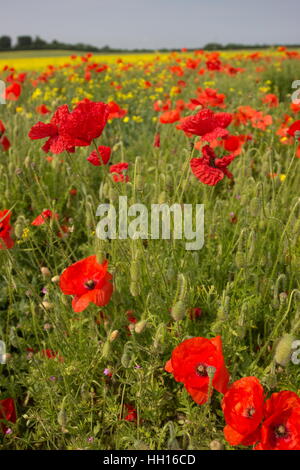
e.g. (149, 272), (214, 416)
(2, 0), (299, 50)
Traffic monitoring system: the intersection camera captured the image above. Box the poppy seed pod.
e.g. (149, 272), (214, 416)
(207, 365), (216, 378)
(274, 334), (295, 367)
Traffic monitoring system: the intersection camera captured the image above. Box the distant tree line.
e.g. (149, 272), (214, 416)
(0, 35), (299, 53)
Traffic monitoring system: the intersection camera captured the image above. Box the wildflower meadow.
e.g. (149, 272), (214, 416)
(1, 47), (300, 451)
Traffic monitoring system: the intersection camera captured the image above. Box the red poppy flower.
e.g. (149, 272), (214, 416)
(0, 135), (11, 151)
(0, 210), (14, 249)
(59, 256), (113, 313)
(0, 120), (5, 136)
(222, 377), (264, 446)
(165, 335), (229, 405)
(288, 120), (300, 141)
(61, 99), (109, 146)
(188, 307), (202, 320)
(177, 109), (232, 142)
(262, 94), (279, 108)
(159, 109), (181, 124)
(107, 101), (127, 119)
(87, 146), (111, 166)
(5, 82), (21, 100)
(112, 174), (129, 183)
(31, 209), (58, 226)
(0, 398), (16, 433)
(190, 145), (236, 186)
(29, 100), (109, 154)
(110, 162), (128, 174)
(223, 135), (242, 153)
(124, 404), (137, 422)
(189, 88), (226, 109)
(36, 104), (51, 115)
(255, 391), (300, 450)
(153, 133), (161, 148)
(40, 349), (64, 362)
(29, 104), (74, 154)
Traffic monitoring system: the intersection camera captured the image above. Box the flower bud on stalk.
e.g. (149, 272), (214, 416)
(40, 267), (51, 278)
(101, 341), (111, 359)
(171, 274), (188, 321)
(14, 215), (27, 239)
(274, 333), (295, 367)
(109, 330), (119, 342)
(134, 320), (147, 334)
(210, 440), (224, 450)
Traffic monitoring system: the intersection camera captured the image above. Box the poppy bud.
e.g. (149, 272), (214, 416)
(24, 156), (31, 168)
(235, 251), (246, 269)
(40, 267), (51, 278)
(209, 440), (224, 450)
(134, 320), (147, 334)
(177, 273), (188, 301)
(158, 191), (167, 204)
(134, 156), (143, 174)
(109, 187), (118, 202)
(14, 215), (27, 239)
(41, 301), (53, 310)
(279, 292), (288, 305)
(51, 275), (60, 283)
(171, 300), (186, 321)
(153, 323), (166, 351)
(249, 197), (261, 217)
(166, 265), (176, 282)
(109, 330), (119, 342)
(274, 333), (295, 367)
(57, 396), (68, 428)
(217, 295), (230, 321)
(130, 259), (140, 281)
(102, 182), (110, 199)
(135, 174), (144, 192)
(121, 343), (133, 368)
(272, 274), (287, 309)
(130, 281), (140, 297)
(166, 175), (173, 192)
(101, 341), (111, 359)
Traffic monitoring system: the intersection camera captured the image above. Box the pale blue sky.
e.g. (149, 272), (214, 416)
(1, 0), (299, 49)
